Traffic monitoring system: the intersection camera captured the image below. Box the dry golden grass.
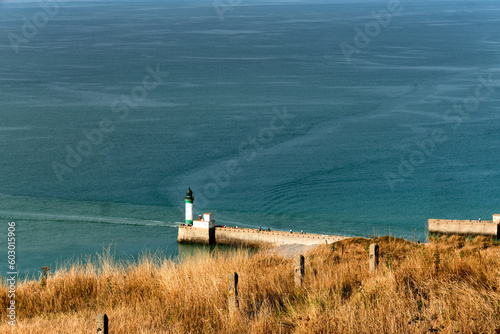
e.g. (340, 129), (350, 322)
(1, 235), (499, 333)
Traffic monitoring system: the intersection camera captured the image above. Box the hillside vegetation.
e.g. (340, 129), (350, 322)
(1, 235), (499, 333)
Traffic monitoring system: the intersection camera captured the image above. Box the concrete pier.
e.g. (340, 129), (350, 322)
(428, 216), (500, 238)
(178, 225), (347, 247)
(176, 188), (348, 248)
(177, 225), (215, 246)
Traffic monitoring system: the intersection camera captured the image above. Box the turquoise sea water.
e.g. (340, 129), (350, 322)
(0, 0), (499, 277)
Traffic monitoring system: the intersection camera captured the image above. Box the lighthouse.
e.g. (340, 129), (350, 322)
(185, 187), (194, 225)
(178, 187), (215, 245)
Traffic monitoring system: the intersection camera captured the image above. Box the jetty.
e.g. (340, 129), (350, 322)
(428, 214), (500, 238)
(178, 224), (347, 247)
(177, 188), (347, 247)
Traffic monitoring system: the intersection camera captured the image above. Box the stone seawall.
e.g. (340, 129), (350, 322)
(428, 219), (499, 238)
(177, 225), (215, 245)
(216, 227), (347, 247)
(178, 225), (347, 247)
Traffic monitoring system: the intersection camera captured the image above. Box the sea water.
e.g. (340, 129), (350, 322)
(0, 0), (499, 277)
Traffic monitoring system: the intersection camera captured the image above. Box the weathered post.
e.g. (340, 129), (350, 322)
(294, 254), (305, 287)
(369, 243), (379, 272)
(96, 313), (108, 334)
(228, 272), (239, 313)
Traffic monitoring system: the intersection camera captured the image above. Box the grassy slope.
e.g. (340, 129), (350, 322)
(1, 235), (499, 333)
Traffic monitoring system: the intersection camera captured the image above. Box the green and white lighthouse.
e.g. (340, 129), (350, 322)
(185, 187), (194, 225)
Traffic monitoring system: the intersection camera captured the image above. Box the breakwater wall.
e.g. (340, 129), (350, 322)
(428, 218), (499, 238)
(177, 225), (347, 247)
(177, 225), (216, 245)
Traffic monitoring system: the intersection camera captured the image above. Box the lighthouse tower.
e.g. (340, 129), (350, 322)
(185, 187), (194, 225)
(178, 187), (215, 245)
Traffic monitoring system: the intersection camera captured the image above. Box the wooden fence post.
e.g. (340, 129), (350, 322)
(294, 254), (305, 287)
(228, 272), (239, 313)
(369, 243), (379, 272)
(96, 313), (108, 334)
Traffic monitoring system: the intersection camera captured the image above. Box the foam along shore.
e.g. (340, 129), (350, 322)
(177, 224), (349, 248)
